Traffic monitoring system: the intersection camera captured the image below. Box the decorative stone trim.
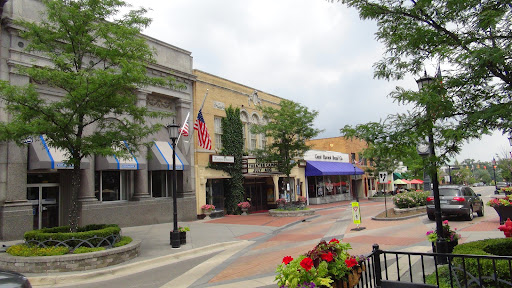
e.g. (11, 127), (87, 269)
(269, 209), (315, 217)
(0, 240), (140, 273)
(393, 206), (426, 214)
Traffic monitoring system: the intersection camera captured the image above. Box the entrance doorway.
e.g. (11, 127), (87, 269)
(27, 184), (59, 230)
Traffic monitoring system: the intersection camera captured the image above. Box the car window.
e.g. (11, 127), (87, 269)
(438, 188), (459, 196)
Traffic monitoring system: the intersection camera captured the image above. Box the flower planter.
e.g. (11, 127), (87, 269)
(203, 210), (213, 219)
(494, 206), (512, 225)
(241, 208), (248, 215)
(329, 265), (365, 288)
(432, 240), (458, 264)
(180, 231), (187, 244)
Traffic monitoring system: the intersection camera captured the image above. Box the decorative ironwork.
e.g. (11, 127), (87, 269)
(25, 234), (121, 250)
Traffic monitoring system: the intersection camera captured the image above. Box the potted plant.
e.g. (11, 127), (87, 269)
(237, 201), (251, 215)
(426, 220), (461, 256)
(275, 238), (365, 288)
(276, 198), (287, 209)
(201, 204), (215, 219)
(487, 195), (512, 224)
(178, 226), (190, 244)
(298, 196), (307, 208)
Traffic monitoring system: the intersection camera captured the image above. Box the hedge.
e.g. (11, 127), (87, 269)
(23, 224), (121, 247)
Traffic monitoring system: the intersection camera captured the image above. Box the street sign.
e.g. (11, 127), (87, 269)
(378, 172), (388, 183)
(351, 202), (361, 225)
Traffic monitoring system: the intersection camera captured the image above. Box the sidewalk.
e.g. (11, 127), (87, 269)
(2, 199), (504, 287)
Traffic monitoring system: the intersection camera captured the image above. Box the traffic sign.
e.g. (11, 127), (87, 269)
(378, 172), (388, 183)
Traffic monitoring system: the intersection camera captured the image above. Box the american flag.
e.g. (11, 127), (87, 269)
(179, 122), (189, 137)
(194, 109), (212, 150)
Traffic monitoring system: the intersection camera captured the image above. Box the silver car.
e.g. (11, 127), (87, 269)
(426, 185), (484, 221)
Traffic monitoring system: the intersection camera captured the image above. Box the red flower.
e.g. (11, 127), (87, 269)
(345, 257), (358, 268)
(329, 238), (340, 244)
(300, 257), (314, 271)
(321, 252), (334, 262)
(282, 256), (293, 265)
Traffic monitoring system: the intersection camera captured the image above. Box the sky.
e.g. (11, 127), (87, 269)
(125, 0), (510, 163)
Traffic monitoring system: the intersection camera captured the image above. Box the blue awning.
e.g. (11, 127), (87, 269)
(305, 161), (364, 176)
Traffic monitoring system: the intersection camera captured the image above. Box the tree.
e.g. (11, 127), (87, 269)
(0, 0), (182, 232)
(210, 106), (245, 214)
(336, 0), (512, 183)
(252, 99), (322, 201)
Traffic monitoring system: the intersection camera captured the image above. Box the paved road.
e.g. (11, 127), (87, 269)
(36, 186), (501, 288)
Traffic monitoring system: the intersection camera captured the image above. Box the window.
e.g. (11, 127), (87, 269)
(94, 171), (133, 201)
(214, 116), (223, 151)
(351, 153), (356, 163)
(260, 133), (266, 149)
(148, 170), (184, 198)
(249, 124), (257, 150)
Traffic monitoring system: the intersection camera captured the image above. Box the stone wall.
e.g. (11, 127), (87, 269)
(0, 240), (140, 273)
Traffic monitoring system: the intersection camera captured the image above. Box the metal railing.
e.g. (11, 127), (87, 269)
(352, 244), (512, 288)
(25, 234), (121, 250)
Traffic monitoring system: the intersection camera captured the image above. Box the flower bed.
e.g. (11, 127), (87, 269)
(393, 191), (429, 209)
(269, 209), (315, 217)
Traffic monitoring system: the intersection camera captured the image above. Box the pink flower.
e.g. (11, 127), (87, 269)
(300, 257), (314, 271)
(443, 220), (449, 225)
(282, 256), (293, 265)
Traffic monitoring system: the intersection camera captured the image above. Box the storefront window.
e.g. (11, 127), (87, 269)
(150, 171), (167, 197)
(94, 171), (133, 201)
(307, 175), (350, 198)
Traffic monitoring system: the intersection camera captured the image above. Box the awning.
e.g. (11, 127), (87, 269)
(29, 135), (90, 170)
(148, 141), (188, 171)
(95, 142), (146, 170)
(305, 161), (364, 176)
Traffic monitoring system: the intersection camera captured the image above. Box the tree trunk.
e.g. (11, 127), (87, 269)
(69, 165), (82, 232)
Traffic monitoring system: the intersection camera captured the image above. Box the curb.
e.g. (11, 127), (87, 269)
(371, 212), (426, 221)
(28, 240), (248, 287)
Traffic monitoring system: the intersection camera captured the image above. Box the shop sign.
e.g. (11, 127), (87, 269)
(242, 158), (278, 174)
(210, 155), (235, 164)
(303, 150), (348, 162)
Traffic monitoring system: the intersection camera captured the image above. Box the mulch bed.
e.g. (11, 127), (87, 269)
(375, 208), (426, 219)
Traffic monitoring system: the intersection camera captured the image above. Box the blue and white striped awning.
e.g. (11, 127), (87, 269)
(148, 141), (188, 171)
(28, 135), (90, 170)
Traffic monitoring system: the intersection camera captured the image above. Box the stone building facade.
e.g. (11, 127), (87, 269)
(0, 0), (196, 240)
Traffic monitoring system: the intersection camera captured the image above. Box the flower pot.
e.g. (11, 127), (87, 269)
(203, 210), (212, 219)
(330, 265), (364, 288)
(180, 231), (187, 244)
(432, 240), (458, 264)
(241, 208), (248, 215)
(494, 206), (512, 225)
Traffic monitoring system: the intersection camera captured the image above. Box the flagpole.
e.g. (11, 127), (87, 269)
(199, 89), (208, 111)
(176, 112), (190, 146)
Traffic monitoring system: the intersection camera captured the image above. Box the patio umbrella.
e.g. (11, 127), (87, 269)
(393, 179), (408, 185)
(409, 179), (424, 184)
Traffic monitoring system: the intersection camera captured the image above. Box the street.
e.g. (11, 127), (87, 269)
(42, 186), (499, 288)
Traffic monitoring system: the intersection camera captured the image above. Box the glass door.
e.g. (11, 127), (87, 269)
(27, 184), (59, 230)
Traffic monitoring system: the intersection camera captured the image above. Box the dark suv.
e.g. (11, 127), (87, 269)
(0, 269), (31, 287)
(426, 185), (484, 221)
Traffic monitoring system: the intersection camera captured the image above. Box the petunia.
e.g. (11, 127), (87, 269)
(345, 257), (358, 268)
(300, 257), (314, 271)
(329, 238), (340, 244)
(321, 252), (334, 262)
(282, 256), (293, 265)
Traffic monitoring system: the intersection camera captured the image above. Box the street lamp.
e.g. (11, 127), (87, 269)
(416, 71), (447, 261)
(448, 165), (460, 184)
(167, 122), (181, 248)
(493, 158), (497, 191)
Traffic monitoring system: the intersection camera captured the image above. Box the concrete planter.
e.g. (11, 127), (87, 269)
(0, 240), (141, 273)
(393, 206), (426, 214)
(269, 209), (315, 217)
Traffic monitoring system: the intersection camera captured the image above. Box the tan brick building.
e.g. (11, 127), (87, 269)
(192, 70), (306, 216)
(306, 137), (377, 201)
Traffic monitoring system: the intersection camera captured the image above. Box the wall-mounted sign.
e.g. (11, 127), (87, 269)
(210, 155), (235, 164)
(303, 150), (349, 163)
(242, 157), (279, 174)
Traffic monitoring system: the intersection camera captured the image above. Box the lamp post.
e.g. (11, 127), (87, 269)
(416, 72), (447, 260)
(448, 165), (460, 184)
(493, 158), (497, 191)
(167, 122), (181, 248)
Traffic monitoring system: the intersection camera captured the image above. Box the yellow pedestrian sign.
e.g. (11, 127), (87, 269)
(351, 202), (366, 231)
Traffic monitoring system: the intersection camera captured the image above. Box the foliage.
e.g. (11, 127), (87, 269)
(6, 244), (69, 257)
(201, 204), (215, 211)
(336, 0), (512, 188)
(487, 195), (512, 208)
(0, 0), (184, 232)
(73, 246), (105, 254)
(276, 198), (287, 206)
(113, 236), (133, 248)
(427, 238), (512, 287)
(210, 106), (245, 214)
(178, 226), (190, 232)
(393, 190), (429, 208)
(24, 224), (121, 247)
(237, 202), (251, 209)
(426, 220), (461, 243)
(275, 238), (363, 288)
(252, 100), (322, 201)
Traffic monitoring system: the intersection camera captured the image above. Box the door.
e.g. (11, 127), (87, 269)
(27, 184), (60, 230)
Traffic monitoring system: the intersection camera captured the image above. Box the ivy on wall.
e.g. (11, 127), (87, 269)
(210, 106), (245, 214)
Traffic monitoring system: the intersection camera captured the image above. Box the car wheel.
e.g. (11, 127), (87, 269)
(428, 213), (435, 221)
(477, 205), (484, 217)
(466, 206), (474, 221)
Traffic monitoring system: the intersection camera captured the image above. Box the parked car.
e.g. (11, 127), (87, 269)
(0, 269), (31, 287)
(426, 185), (484, 221)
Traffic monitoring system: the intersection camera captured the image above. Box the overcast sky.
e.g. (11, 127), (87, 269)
(125, 0), (509, 163)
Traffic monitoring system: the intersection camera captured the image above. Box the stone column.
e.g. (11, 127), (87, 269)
(78, 156), (98, 202)
(132, 90), (151, 200)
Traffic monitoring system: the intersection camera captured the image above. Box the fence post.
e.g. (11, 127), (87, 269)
(373, 244), (382, 286)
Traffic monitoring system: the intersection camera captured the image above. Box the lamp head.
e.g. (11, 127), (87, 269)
(167, 122), (180, 140)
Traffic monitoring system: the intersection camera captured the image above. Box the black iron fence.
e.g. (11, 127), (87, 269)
(353, 244), (512, 288)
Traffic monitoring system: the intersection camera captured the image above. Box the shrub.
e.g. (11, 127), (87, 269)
(23, 224), (121, 248)
(393, 191), (429, 208)
(113, 236), (133, 248)
(73, 246), (105, 254)
(426, 238), (512, 287)
(6, 244), (69, 257)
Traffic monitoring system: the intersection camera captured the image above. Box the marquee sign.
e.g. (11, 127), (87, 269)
(242, 157), (279, 174)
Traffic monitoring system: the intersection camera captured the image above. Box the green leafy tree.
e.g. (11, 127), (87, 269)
(210, 106), (245, 214)
(252, 100), (322, 201)
(0, 0), (182, 231)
